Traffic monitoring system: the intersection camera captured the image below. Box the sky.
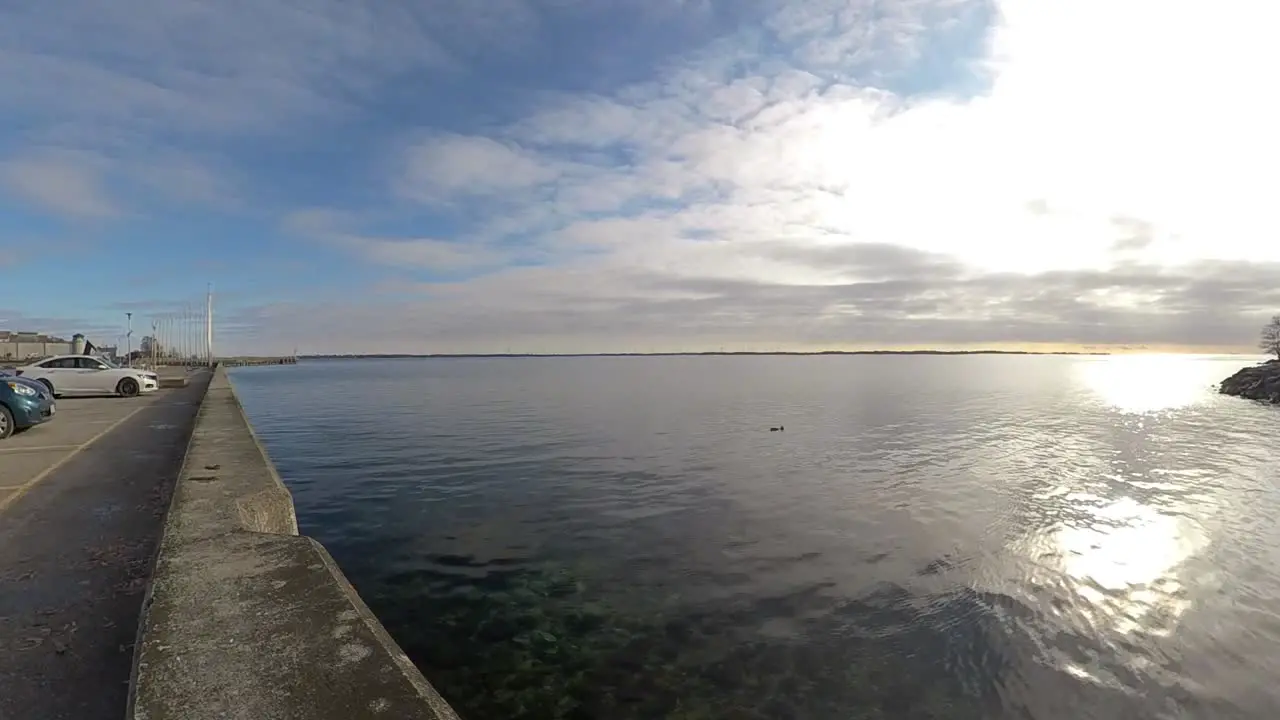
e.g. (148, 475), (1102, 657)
(1, 0), (1278, 355)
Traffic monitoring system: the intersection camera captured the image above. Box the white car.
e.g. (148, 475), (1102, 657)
(16, 355), (160, 398)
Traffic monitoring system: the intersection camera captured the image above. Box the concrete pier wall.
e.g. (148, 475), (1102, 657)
(128, 367), (460, 720)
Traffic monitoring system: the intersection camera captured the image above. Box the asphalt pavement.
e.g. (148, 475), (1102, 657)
(0, 373), (212, 720)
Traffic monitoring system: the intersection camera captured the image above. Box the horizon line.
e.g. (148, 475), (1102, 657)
(290, 349), (1121, 358)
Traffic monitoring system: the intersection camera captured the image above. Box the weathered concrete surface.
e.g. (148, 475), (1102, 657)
(0, 377), (212, 720)
(129, 367), (460, 720)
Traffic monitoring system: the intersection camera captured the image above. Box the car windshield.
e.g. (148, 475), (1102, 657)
(95, 357), (119, 369)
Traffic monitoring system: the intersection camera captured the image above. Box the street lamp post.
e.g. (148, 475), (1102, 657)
(126, 312), (133, 368)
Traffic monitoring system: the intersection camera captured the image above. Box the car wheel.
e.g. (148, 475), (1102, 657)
(0, 405), (13, 440)
(117, 378), (140, 398)
(38, 379), (56, 398)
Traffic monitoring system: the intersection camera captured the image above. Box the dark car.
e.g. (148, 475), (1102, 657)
(0, 372), (57, 439)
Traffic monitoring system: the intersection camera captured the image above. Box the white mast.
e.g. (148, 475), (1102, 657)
(205, 283), (214, 367)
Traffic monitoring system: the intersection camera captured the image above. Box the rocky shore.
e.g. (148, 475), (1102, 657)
(1220, 360), (1280, 404)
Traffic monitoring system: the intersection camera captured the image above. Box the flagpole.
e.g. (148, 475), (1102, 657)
(206, 283), (214, 367)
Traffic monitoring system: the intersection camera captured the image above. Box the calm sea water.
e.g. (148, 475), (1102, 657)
(231, 355), (1280, 720)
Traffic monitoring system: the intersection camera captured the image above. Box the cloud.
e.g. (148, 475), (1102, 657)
(398, 135), (563, 204)
(238, 0), (1280, 353)
(280, 208), (358, 238)
(0, 0), (462, 220)
(1109, 216), (1155, 255)
(0, 1), (456, 140)
(0, 152), (118, 218)
(0, 307), (122, 343)
(0, 148), (243, 219)
(131, 154), (240, 208)
(766, 0), (997, 95)
(343, 236), (505, 272)
(281, 207), (511, 274)
(9, 0), (1280, 354)
(219, 245), (1280, 355)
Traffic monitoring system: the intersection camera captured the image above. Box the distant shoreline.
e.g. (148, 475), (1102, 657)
(296, 350), (1114, 359)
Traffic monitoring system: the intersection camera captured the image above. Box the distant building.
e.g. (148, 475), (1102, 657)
(0, 330), (69, 343)
(0, 330), (74, 361)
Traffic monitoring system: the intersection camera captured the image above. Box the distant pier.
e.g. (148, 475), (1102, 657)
(146, 356), (298, 368)
(218, 356), (298, 367)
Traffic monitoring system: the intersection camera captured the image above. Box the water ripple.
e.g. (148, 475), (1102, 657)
(232, 355), (1280, 720)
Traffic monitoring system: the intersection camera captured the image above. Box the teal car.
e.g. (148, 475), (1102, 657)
(0, 371), (56, 439)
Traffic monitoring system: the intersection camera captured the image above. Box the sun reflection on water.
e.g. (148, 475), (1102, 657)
(1077, 355), (1213, 413)
(1044, 496), (1205, 637)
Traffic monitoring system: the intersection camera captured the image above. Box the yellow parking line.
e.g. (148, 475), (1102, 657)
(0, 407), (147, 514)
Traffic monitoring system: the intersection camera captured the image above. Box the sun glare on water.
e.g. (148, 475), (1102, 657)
(1076, 355), (1213, 413)
(1051, 497), (1204, 635)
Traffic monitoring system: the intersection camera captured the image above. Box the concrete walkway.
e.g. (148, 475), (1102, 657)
(0, 374), (211, 720)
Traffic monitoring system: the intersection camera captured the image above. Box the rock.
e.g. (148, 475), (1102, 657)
(1220, 360), (1280, 404)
